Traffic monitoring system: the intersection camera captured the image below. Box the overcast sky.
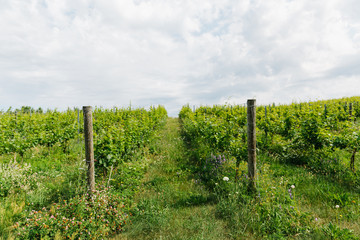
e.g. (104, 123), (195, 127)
(1, 0), (359, 116)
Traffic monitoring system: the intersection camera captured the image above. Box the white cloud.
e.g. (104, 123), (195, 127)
(0, 0), (359, 116)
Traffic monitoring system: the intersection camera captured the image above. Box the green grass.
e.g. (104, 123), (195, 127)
(268, 160), (360, 235)
(116, 118), (230, 240)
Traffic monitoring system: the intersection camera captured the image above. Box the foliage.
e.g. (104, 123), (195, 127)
(0, 161), (34, 198)
(15, 186), (128, 239)
(180, 97), (360, 187)
(0, 105), (167, 239)
(93, 106), (167, 171)
(0, 109), (78, 156)
(179, 96), (360, 238)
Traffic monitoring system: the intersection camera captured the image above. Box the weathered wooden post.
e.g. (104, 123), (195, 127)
(247, 99), (256, 192)
(77, 108), (80, 143)
(83, 106), (95, 195)
(264, 106), (268, 142)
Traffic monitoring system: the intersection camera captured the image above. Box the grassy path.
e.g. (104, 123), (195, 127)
(114, 117), (360, 239)
(115, 118), (230, 240)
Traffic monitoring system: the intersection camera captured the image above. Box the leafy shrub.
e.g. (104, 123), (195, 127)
(15, 186), (128, 239)
(0, 161), (37, 198)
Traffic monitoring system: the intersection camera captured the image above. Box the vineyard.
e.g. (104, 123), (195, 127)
(179, 96), (360, 239)
(180, 96), (360, 181)
(1, 97), (360, 239)
(0, 106), (167, 239)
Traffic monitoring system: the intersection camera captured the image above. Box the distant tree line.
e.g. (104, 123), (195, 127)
(4, 106), (44, 114)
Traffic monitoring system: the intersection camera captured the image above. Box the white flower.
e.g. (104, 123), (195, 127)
(335, 205), (339, 209)
(223, 177), (229, 181)
(291, 185), (295, 189)
(215, 183), (218, 186)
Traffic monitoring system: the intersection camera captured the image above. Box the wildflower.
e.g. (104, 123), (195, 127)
(315, 218), (318, 221)
(291, 185), (295, 189)
(223, 177), (229, 181)
(335, 205), (339, 209)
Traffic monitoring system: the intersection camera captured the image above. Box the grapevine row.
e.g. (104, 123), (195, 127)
(179, 96), (360, 187)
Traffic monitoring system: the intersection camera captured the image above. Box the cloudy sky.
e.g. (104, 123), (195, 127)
(1, 0), (359, 116)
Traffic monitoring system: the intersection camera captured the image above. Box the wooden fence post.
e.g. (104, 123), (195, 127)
(83, 106), (95, 195)
(264, 106), (268, 142)
(77, 108), (80, 143)
(247, 99), (256, 192)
